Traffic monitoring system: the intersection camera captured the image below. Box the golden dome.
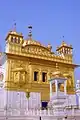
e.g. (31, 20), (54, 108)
(22, 39), (51, 51)
(26, 39), (41, 46)
(22, 39), (42, 47)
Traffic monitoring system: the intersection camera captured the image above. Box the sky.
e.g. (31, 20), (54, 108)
(0, 0), (80, 80)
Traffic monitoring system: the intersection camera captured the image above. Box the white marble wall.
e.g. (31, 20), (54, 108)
(29, 92), (41, 109)
(0, 89), (41, 110)
(66, 94), (77, 106)
(0, 89), (80, 120)
(0, 88), (5, 108)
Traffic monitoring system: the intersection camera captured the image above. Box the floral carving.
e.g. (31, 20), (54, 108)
(14, 71), (26, 85)
(11, 60), (26, 69)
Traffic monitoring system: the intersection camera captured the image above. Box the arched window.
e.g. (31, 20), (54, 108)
(11, 37), (13, 42)
(34, 71), (38, 81)
(42, 72), (47, 82)
(13, 37), (16, 43)
(17, 37), (20, 43)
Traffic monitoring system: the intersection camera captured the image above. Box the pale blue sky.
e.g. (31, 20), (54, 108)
(0, 0), (80, 80)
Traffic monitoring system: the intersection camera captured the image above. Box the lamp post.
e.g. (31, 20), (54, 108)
(26, 89), (30, 111)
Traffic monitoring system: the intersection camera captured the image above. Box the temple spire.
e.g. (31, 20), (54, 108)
(28, 25), (32, 39)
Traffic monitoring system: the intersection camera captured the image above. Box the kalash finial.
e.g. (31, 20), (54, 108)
(63, 36), (64, 38)
(13, 20), (16, 32)
(28, 25), (32, 39)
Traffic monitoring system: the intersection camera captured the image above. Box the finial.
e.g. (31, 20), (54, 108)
(62, 40), (65, 43)
(13, 20), (16, 32)
(70, 44), (72, 47)
(47, 44), (52, 51)
(28, 25), (32, 39)
(63, 36), (64, 38)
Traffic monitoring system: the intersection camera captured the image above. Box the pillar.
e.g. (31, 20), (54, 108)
(55, 80), (58, 94)
(39, 71), (42, 83)
(50, 82), (52, 99)
(78, 95), (80, 109)
(64, 80), (67, 95)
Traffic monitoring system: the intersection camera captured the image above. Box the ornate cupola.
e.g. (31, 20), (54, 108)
(56, 40), (73, 62)
(49, 63), (67, 99)
(56, 41), (73, 55)
(5, 23), (23, 44)
(5, 22), (23, 53)
(48, 63), (67, 116)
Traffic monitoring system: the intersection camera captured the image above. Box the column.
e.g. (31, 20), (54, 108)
(50, 82), (52, 100)
(47, 72), (50, 84)
(78, 95), (80, 109)
(28, 64), (32, 83)
(55, 80), (58, 94)
(39, 70), (42, 83)
(64, 80), (67, 95)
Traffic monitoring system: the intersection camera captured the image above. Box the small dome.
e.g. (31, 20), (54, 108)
(76, 80), (80, 84)
(22, 39), (49, 50)
(47, 44), (52, 51)
(26, 39), (41, 46)
(47, 44), (52, 48)
(61, 41), (67, 46)
(10, 31), (23, 36)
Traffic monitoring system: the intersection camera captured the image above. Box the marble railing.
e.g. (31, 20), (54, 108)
(0, 107), (80, 117)
(0, 109), (54, 116)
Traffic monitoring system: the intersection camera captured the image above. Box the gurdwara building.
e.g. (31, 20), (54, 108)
(0, 26), (80, 120)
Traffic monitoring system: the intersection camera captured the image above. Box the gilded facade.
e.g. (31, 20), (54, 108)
(4, 26), (78, 101)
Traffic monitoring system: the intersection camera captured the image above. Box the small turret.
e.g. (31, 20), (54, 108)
(47, 44), (52, 51)
(5, 22), (23, 44)
(5, 22), (23, 53)
(56, 40), (73, 62)
(56, 41), (73, 55)
(48, 63), (67, 116)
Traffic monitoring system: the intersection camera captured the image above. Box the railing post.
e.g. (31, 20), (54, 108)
(48, 108), (50, 115)
(72, 107), (75, 116)
(40, 116), (41, 120)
